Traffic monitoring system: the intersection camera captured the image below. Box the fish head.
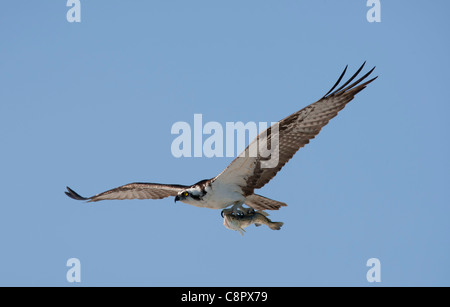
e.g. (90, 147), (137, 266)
(223, 212), (249, 235)
(223, 212), (241, 231)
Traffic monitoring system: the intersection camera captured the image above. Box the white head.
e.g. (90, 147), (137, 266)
(174, 186), (204, 205)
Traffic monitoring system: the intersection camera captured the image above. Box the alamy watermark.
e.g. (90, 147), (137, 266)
(366, 258), (381, 283)
(66, 258), (81, 283)
(171, 114), (279, 169)
(66, 0), (81, 23)
(366, 0), (381, 23)
(66, 1), (380, 24)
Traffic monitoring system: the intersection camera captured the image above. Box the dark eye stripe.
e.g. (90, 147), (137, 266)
(190, 194), (201, 201)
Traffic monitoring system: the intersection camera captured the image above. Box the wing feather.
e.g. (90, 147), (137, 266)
(65, 182), (187, 202)
(245, 194), (287, 211)
(213, 63), (377, 196)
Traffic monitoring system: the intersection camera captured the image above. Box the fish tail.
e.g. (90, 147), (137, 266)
(268, 221), (284, 230)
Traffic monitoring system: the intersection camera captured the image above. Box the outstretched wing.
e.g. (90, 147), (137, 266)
(213, 62), (377, 196)
(65, 183), (188, 202)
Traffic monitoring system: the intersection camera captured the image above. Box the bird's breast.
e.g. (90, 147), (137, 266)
(193, 182), (245, 209)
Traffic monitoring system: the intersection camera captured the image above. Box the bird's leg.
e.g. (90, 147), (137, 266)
(221, 202), (254, 217)
(221, 202), (244, 217)
(239, 205), (255, 216)
(232, 203), (242, 216)
(234, 202), (255, 216)
(246, 207), (256, 215)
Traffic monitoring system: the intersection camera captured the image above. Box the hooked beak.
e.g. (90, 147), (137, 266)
(174, 195), (180, 203)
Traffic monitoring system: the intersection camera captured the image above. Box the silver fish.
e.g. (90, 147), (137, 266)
(222, 210), (284, 235)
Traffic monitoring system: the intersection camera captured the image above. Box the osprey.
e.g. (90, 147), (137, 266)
(66, 63), (377, 215)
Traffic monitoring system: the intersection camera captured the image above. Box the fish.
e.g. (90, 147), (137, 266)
(222, 210), (284, 235)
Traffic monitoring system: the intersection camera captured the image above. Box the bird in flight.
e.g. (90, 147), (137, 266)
(66, 63), (377, 216)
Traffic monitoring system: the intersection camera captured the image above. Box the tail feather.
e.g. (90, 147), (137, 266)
(245, 194), (287, 211)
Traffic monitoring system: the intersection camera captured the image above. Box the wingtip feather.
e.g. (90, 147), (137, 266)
(65, 186), (90, 201)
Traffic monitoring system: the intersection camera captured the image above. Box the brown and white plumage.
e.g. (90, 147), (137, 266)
(65, 183), (188, 202)
(212, 62), (377, 197)
(66, 63), (377, 214)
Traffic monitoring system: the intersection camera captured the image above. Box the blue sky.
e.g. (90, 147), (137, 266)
(1, 1), (449, 286)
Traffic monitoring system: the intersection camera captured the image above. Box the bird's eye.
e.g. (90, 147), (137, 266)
(184, 192), (189, 197)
